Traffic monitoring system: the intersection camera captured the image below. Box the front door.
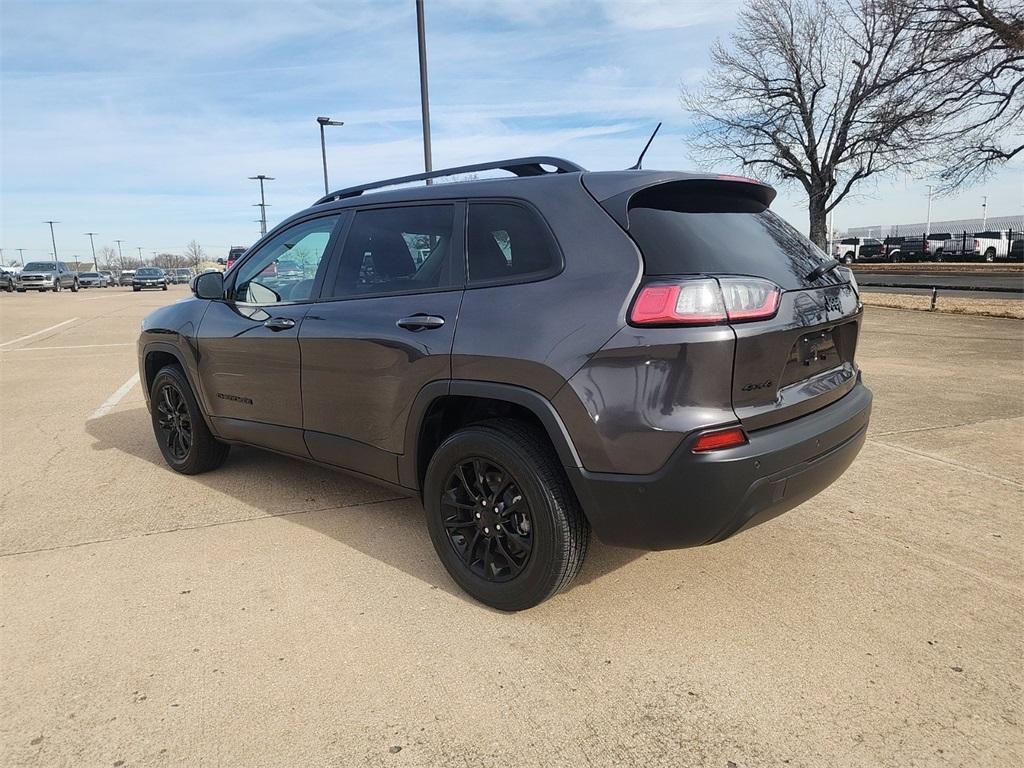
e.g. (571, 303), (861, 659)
(196, 212), (345, 454)
(299, 203), (464, 482)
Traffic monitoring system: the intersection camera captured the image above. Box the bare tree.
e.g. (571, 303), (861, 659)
(96, 246), (118, 270)
(152, 252), (188, 270)
(184, 240), (206, 270)
(916, 0), (1024, 187)
(681, 0), (1004, 247)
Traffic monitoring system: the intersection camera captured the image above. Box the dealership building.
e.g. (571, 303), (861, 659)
(846, 213), (1023, 238)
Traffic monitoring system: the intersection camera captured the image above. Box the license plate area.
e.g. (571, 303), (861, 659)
(781, 327), (846, 386)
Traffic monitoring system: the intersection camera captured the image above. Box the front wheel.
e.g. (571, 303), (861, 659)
(150, 365), (229, 474)
(424, 419), (589, 611)
(162, 284), (168, 291)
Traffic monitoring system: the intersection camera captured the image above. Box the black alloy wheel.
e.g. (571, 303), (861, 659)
(424, 419), (589, 610)
(155, 382), (192, 461)
(149, 365), (229, 474)
(441, 457), (533, 582)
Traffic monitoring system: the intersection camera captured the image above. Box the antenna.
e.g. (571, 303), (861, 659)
(628, 122), (662, 170)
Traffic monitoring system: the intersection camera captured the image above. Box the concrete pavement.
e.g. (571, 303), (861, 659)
(1, 288), (1021, 767)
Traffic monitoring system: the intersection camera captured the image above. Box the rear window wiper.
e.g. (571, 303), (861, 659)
(806, 258), (841, 282)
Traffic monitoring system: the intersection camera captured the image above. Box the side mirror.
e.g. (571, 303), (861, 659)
(192, 271), (224, 300)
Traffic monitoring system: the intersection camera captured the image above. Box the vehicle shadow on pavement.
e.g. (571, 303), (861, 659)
(85, 407), (644, 605)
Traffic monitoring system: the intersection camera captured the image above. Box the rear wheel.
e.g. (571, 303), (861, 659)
(70, 280), (79, 292)
(150, 365), (229, 474)
(424, 419), (589, 611)
(52, 281), (61, 293)
(985, 248), (996, 263)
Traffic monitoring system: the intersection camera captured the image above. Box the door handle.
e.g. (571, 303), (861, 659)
(397, 314), (445, 331)
(263, 317), (296, 331)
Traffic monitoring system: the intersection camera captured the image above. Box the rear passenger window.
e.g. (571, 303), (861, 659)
(467, 203), (559, 284)
(327, 205), (456, 298)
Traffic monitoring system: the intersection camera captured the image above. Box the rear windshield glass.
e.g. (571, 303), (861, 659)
(628, 191), (841, 289)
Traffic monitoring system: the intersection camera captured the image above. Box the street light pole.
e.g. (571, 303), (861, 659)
(85, 232), (98, 267)
(137, 247), (144, 262)
(115, 239), (125, 266)
(981, 195), (988, 229)
(17, 248), (26, 266)
(415, 0), (433, 183)
(249, 175), (274, 237)
(44, 220), (60, 264)
(317, 117), (344, 195)
(925, 185), (933, 237)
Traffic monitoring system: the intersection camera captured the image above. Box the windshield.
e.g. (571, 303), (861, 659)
(137, 268), (162, 276)
(24, 262), (56, 271)
(175, 269), (191, 275)
(82, 272), (100, 277)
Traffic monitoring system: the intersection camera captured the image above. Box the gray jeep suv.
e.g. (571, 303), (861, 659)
(139, 157), (872, 610)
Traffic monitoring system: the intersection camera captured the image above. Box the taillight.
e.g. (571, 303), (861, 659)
(692, 426), (748, 452)
(973, 239), (980, 249)
(630, 277), (780, 326)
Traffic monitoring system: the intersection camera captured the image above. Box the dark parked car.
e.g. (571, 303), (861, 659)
(133, 267), (168, 291)
(139, 157), (872, 610)
(0, 269), (14, 292)
(1007, 237), (1024, 262)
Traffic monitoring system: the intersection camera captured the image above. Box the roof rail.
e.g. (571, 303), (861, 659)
(314, 156), (586, 205)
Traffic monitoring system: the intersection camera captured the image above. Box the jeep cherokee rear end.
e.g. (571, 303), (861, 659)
(554, 172), (870, 549)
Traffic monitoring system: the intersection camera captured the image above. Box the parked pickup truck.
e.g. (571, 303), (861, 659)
(16, 261), (79, 292)
(941, 231), (1011, 262)
(883, 234), (950, 262)
(835, 237), (886, 263)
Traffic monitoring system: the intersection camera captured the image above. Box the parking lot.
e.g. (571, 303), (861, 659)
(1, 287), (1021, 766)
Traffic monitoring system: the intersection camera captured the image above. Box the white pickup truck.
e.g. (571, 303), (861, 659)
(941, 231), (1012, 262)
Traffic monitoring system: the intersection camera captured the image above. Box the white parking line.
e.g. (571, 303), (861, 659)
(0, 318), (79, 349)
(88, 373), (140, 420)
(2, 343), (133, 353)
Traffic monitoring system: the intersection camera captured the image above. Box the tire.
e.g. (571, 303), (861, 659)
(162, 284), (168, 291)
(844, 251), (854, 263)
(985, 248), (996, 263)
(934, 250), (944, 263)
(70, 281), (79, 292)
(52, 281), (61, 293)
(16, 288), (25, 293)
(150, 365), (229, 474)
(423, 419), (589, 611)
(133, 286), (140, 292)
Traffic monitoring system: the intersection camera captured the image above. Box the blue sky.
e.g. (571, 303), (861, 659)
(2, 0), (1021, 264)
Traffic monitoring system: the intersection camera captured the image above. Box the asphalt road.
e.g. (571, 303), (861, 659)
(1, 287), (1022, 767)
(857, 271), (1024, 293)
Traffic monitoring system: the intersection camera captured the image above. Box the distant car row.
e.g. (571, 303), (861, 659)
(0, 263), (196, 293)
(834, 231), (1024, 263)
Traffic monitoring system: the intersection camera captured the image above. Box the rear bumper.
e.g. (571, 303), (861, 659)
(567, 380), (872, 550)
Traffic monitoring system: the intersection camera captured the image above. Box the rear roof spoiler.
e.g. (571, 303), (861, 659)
(582, 171), (776, 229)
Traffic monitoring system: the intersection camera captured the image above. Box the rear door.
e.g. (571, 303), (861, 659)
(299, 203), (464, 483)
(623, 180), (862, 431)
